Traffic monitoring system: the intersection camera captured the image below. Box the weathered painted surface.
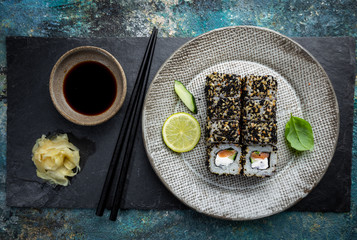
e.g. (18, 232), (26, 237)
(0, 0), (356, 239)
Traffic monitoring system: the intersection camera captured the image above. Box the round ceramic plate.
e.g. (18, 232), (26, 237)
(142, 26), (339, 220)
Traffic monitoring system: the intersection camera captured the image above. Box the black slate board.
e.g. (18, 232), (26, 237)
(6, 36), (354, 212)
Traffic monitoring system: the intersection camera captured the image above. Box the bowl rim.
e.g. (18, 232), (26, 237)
(49, 46), (127, 126)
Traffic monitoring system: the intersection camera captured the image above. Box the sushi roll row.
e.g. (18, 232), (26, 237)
(205, 73), (278, 177)
(241, 75), (278, 177)
(205, 73), (243, 175)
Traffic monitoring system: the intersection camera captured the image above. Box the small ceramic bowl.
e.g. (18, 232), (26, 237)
(49, 46), (127, 126)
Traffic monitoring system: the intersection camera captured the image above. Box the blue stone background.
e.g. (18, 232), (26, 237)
(0, 0), (356, 239)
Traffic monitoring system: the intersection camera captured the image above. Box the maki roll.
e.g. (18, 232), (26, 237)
(242, 145), (277, 177)
(205, 73), (278, 177)
(207, 97), (241, 120)
(243, 75), (277, 100)
(206, 120), (240, 144)
(242, 98), (276, 122)
(205, 72), (242, 98)
(208, 144), (242, 175)
(241, 121), (277, 145)
(205, 72), (242, 175)
(240, 75), (278, 177)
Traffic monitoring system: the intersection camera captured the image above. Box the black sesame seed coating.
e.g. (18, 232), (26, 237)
(205, 72), (242, 98)
(207, 97), (241, 120)
(206, 120), (240, 144)
(243, 75), (277, 99)
(241, 120), (277, 145)
(242, 98), (276, 122)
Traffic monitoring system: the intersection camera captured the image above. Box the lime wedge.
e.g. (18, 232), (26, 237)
(162, 112), (201, 153)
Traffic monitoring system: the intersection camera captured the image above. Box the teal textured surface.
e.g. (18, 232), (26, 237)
(0, 0), (357, 239)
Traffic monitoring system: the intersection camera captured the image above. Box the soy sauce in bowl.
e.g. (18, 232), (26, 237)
(63, 61), (117, 116)
(50, 46), (126, 126)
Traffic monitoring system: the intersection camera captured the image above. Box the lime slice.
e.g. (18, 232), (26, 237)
(162, 112), (201, 153)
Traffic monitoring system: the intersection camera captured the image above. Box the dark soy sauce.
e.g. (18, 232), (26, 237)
(63, 61), (117, 116)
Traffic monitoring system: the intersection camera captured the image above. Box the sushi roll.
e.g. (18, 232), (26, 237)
(241, 121), (277, 145)
(207, 97), (241, 120)
(240, 75), (278, 177)
(205, 72), (242, 98)
(243, 75), (277, 100)
(206, 120), (240, 144)
(205, 73), (243, 176)
(242, 98), (276, 122)
(242, 145), (277, 177)
(205, 73), (278, 177)
(208, 144), (242, 175)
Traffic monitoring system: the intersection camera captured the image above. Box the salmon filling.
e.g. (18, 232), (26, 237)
(250, 151), (270, 170)
(215, 149), (237, 167)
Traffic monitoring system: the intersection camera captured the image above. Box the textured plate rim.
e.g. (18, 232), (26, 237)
(142, 25), (339, 220)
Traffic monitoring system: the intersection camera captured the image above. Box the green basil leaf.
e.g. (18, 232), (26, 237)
(285, 114), (314, 151)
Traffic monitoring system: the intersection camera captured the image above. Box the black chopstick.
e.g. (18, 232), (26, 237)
(109, 29), (158, 221)
(96, 27), (158, 217)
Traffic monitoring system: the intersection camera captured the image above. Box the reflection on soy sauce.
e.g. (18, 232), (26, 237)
(63, 61), (117, 116)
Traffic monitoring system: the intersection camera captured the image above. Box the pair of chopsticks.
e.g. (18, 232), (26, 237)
(96, 27), (158, 221)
